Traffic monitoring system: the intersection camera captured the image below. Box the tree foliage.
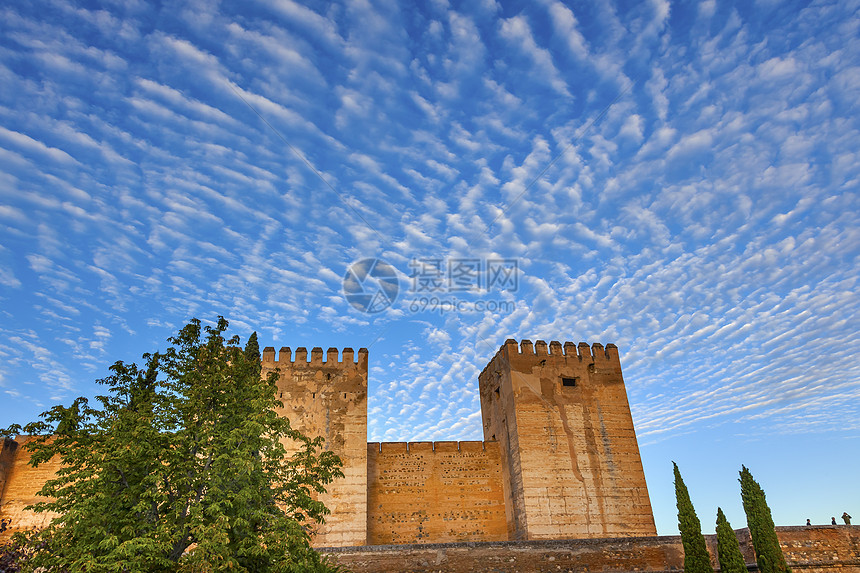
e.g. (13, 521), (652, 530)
(715, 507), (747, 573)
(739, 465), (790, 573)
(0, 529), (44, 573)
(673, 462), (714, 573)
(1, 317), (344, 572)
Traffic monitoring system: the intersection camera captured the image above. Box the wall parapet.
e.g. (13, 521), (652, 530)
(479, 339), (620, 380)
(503, 338), (618, 360)
(323, 527), (860, 573)
(262, 346), (368, 367)
(367, 440), (493, 453)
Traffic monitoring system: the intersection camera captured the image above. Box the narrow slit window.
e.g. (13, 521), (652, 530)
(494, 387), (500, 398)
(562, 377), (578, 387)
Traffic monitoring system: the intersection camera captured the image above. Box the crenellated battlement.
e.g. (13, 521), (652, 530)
(479, 338), (620, 380)
(261, 343), (368, 398)
(503, 338), (619, 361)
(262, 346), (368, 368)
(367, 440), (493, 454)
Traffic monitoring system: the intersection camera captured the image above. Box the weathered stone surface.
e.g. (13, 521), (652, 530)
(479, 340), (656, 540)
(367, 440), (507, 544)
(738, 526), (860, 572)
(0, 436), (61, 536)
(324, 526), (860, 573)
(0, 437), (17, 501)
(261, 346), (369, 547)
(2, 338), (857, 571)
(325, 536), (685, 573)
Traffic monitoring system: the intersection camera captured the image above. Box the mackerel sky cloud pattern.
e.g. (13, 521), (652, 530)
(0, 0), (858, 535)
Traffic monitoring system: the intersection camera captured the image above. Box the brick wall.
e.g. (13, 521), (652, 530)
(0, 436), (61, 537)
(366, 441), (507, 545)
(0, 438), (18, 504)
(325, 526), (860, 573)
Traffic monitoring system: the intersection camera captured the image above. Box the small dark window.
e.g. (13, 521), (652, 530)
(562, 377), (578, 387)
(312, 392), (316, 399)
(491, 434), (496, 441)
(494, 387), (500, 398)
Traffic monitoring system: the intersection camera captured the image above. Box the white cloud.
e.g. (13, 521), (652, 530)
(0, 4), (857, 529)
(498, 15), (571, 97)
(545, 0), (589, 60)
(0, 126), (79, 165)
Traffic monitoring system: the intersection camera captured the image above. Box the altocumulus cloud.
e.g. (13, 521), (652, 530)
(0, 0), (858, 535)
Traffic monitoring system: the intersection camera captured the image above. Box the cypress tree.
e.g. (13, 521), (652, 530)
(739, 465), (790, 573)
(674, 462), (715, 573)
(244, 330), (260, 362)
(716, 507), (748, 573)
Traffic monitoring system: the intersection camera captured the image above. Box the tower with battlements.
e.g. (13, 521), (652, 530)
(261, 346), (369, 547)
(479, 339), (656, 540)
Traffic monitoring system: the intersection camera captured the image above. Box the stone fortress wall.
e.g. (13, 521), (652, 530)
(0, 436), (61, 532)
(0, 339), (657, 547)
(255, 338), (658, 547)
(2, 339), (858, 571)
(325, 526), (860, 573)
(366, 440), (508, 545)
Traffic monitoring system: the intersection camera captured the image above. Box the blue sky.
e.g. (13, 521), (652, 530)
(1, 0), (858, 536)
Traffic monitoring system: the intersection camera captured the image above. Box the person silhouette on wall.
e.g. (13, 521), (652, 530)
(843, 512), (852, 525)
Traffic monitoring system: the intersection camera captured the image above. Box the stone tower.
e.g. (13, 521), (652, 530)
(478, 339), (656, 540)
(261, 346), (368, 547)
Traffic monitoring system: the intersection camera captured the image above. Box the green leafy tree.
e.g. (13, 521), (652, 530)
(2, 317), (344, 573)
(716, 507), (747, 573)
(674, 462), (715, 573)
(739, 465), (790, 573)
